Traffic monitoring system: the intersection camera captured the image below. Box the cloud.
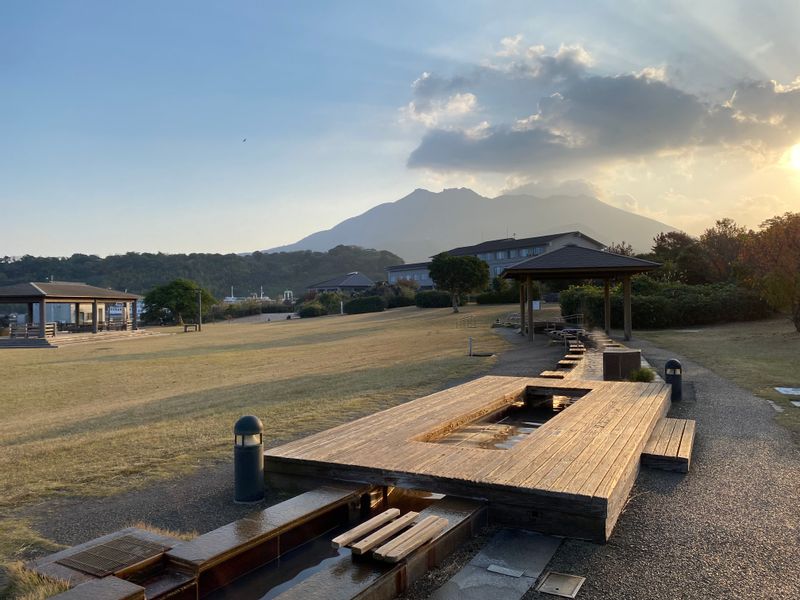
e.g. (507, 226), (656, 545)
(404, 38), (800, 174)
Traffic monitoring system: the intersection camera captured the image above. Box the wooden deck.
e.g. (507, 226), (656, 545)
(265, 375), (671, 542)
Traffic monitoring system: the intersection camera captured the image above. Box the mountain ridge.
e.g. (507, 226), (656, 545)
(266, 188), (678, 262)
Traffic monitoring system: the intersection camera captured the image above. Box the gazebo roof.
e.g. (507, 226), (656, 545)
(501, 246), (661, 280)
(0, 282), (139, 303)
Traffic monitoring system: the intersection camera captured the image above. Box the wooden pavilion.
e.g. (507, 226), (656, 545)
(502, 246), (661, 340)
(0, 282), (140, 338)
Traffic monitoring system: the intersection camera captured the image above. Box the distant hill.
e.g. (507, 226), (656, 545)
(267, 188), (678, 262)
(0, 245), (401, 299)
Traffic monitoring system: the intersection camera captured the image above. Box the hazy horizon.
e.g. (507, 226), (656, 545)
(3, 1), (799, 256)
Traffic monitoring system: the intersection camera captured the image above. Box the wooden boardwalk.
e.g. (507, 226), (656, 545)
(265, 375), (670, 542)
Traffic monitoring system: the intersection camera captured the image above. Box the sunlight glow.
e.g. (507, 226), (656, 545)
(789, 144), (800, 170)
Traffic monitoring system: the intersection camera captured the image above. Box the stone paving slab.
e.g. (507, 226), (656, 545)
(431, 529), (561, 600)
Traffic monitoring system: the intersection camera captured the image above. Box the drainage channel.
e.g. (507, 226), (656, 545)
(204, 488), (446, 600)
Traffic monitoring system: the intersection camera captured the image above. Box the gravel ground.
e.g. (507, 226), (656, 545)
(25, 329), (800, 600)
(519, 335), (800, 600)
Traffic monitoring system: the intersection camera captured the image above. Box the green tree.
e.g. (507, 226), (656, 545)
(741, 213), (800, 332)
(699, 218), (747, 282)
(144, 279), (216, 325)
(605, 241), (634, 256)
(428, 253), (489, 313)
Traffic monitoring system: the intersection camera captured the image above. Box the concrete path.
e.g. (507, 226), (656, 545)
(522, 335), (800, 600)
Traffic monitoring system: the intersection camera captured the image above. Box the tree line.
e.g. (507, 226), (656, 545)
(607, 213), (800, 331)
(0, 245), (402, 299)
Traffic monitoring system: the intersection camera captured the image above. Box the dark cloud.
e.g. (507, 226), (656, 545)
(405, 44), (800, 173)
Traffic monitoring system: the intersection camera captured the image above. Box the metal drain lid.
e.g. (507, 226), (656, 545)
(56, 534), (170, 577)
(537, 571), (586, 598)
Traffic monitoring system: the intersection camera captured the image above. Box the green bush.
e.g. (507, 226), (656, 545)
(297, 303), (327, 318)
(560, 277), (773, 329)
(415, 290), (455, 308)
(387, 295), (415, 308)
(628, 367), (656, 382)
(344, 295), (386, 314)
(316, 291), (344, 314)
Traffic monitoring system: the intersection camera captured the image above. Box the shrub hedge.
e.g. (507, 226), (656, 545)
(387, 295), (415, 308)
(297, 303), (327, 318)
(344, 295), (386, 314)
(560, 278), (773, 329)
(415, 290), (455, 308)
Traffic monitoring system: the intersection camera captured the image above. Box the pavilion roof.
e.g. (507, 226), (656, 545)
(501, 246), (661, 280)
(0, 282), (140, 302)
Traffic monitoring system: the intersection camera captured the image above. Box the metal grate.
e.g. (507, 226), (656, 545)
(56, 534), (170, 577)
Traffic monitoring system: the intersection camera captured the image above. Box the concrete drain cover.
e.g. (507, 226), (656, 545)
(56, 534), (169, 577)
(537, 571), (585, 598)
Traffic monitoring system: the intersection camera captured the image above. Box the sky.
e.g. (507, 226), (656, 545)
(2, 0), (800, 256)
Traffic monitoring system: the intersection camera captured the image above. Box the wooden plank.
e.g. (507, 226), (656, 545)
(373, 516), (448, 563)
(350, 511), (419, 555)
(676, 420), (695, 462)
(653, 417), (679, 456)
(642, 417), (669, 455)
(664, 420), (686, 457)
(331, 509), (400, 548)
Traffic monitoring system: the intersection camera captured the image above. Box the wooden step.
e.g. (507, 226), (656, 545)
(538, 371), (566, 379)
(641, 417), (696, 473)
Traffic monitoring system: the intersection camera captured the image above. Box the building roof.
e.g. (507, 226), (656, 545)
(308, 272), (375, 289)
(0, 282), (140, 302)
(443, 231), (604, 257)
(386, 262), (431, 271)
(501, 246), (661, 280)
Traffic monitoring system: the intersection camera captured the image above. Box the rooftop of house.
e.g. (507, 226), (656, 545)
(308, 272), (375, 289)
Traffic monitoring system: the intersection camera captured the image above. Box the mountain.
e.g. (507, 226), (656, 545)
(266, 188), (678, 262)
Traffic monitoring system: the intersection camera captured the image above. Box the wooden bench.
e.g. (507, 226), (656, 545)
(183, 323), (199, 332)
(641, 417), (696, 473)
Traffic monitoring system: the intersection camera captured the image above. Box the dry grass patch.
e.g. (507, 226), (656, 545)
(0, 562), (70, 600)
(1, 306), (509, 516)
(128, 522), (196, 541)
(637, 316), (800, 436)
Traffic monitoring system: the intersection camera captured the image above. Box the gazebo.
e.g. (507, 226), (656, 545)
(0, 282), (140, 338)
(501, 246), (661, 341)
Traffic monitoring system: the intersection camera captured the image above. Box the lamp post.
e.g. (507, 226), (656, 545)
(233, 415), (265, 503)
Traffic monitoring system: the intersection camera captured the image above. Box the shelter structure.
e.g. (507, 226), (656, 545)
(307, 272), (374, 295)
(501, 246), (661, 340)
(0, 282), (140, 338)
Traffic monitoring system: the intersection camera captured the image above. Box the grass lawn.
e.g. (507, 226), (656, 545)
(0, 304), (516, 566)
(637, 316), (800, 437)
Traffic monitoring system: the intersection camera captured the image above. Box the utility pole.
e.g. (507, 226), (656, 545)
(197, 289), (203, 332)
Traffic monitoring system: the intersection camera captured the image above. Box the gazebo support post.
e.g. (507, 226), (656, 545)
(39, 299), (47, 338)
(519, 282), (525, 336)
(92, 300), (99, 334)
(132, 299), (138, 331)
(27, 302), (34, 324)
(604, 279), (611, 335)
(526, 275), (534, 341)
(623, 275), (632, 341)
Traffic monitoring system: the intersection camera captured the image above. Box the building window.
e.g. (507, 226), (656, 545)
(509, 249), (518, 258)
(533, 246), (544, 255)
(496, 251), (505, 260)
(494, 266), (503, 275)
